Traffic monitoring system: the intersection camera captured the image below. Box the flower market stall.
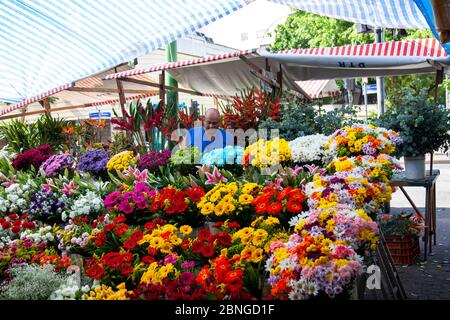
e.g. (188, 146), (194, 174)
(0, 112), (406, 300)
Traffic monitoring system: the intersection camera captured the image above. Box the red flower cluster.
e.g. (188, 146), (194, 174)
(85, 251), (134, 282)
(150, 186), (205, 216)
(127, 272), (208, 300)
(196, 255), (254, 300)
(31, 252), (71, 271)
(0, 214), (36, 234)
(12, 144), (53, 171)
(253, 186), (306, 216)
(93, 216), (130, 248)
(212, 221), (241, 230)
(186, 228), (232, 260)
(222, 86), (282, 130)
(178, 110), (196, 129)
(122, 230), (144, 251)
(150, 188), (188, 216)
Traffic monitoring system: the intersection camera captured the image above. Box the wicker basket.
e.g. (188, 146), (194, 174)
(384, 235), (420, 265)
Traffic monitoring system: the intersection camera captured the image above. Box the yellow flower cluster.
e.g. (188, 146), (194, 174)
(328, 124), (399, 157)
(106, 150), (136, 172)
(250, 216), (280, 229)
(140, 262), (178, 285)
(328, 155), (396, 184)
(329, 157), (356, 172)
(244, 138), (292, 167)
(83, 283), (131, 300)
(138, 224), (188, 254)
(197, 182), (260, 217)
(232, 227), (269, 263)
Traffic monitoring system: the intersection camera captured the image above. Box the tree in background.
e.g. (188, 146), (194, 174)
(269, 11), (441, 107)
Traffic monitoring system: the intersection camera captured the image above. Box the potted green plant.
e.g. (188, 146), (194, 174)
(378, 212), (424, 265)
(376, 90), (450, 179)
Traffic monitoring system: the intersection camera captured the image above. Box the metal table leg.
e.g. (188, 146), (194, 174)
(433, 185), (437, 245)
(424, 187), (430, 259)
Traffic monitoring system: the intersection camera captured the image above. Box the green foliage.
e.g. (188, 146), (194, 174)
(269, 11), (373, 52)
(378, 212), (423, 236)
(270, 10), (433, 52)
(258, 101), (359, 140)
(110, 132), (132, 156)
(35, 114), (68, 152)
(0, 119), (38, 153)
(315, 105), (361, 135)
(385, 73), (446, 108)
(374, 90), (450, 157)
(0, 114), (68, 153)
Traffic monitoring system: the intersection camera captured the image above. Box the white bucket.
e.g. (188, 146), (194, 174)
(404, 155), (425, 180)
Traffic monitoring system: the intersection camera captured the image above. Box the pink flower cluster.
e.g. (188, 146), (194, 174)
(103, 183), (155, 215)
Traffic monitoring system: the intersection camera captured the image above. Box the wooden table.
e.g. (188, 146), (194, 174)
(390, 169), (440, 260)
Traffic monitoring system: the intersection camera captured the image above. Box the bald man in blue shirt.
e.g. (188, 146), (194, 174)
(184, 108), (234, 154)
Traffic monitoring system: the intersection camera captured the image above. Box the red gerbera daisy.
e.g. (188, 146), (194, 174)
(255, 201), (269, 214)
(224, 269), (244, 282)
(120, 263), (133, 276)
(266, 202), (283, 215)
(201, 244), (215, 258)
(287, 201), (303, 214)
(197, 229), (212, 242)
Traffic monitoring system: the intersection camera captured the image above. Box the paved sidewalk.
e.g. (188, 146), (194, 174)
(391, 207), (450, 300)
(363, 162), (450, 300)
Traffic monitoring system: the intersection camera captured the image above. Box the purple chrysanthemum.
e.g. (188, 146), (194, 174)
(138, 150), (171, 171)
(40, 153), (74, 177)
(76, 149), (110, 174)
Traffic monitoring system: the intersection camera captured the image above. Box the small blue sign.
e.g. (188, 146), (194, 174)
(366, 84), (377, 94)
(89, 112), (111, 119)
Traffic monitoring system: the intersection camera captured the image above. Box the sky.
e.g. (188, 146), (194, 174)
(199, 0), (293, 50)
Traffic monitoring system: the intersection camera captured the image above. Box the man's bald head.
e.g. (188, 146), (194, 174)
(204, 108), (221, 130)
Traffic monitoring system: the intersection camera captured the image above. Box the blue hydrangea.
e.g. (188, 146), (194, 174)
(201, 146), (244, 166)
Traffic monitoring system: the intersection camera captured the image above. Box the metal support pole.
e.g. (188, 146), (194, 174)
(166, 41), (178, 149)
(375, 27), (385, 116)
(166, 41), (178, 108)
(363, 82), (368, 123)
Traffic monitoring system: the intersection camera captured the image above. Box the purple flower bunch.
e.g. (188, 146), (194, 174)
(138, 150), (171, 171)
(76, 149), (110, 174)
(29, 190), (67, 223)
(103, 182), (156, 215)
(40, 153), (74, 177)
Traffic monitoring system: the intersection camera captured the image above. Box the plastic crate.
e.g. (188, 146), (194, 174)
(384, 235), (420, 265)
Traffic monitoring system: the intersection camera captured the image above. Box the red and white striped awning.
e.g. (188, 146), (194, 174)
(277, 38), (447, 58)
(296, 80), (339, 99)
(104, 49), (258, 80)
(0, 83), (73, 116)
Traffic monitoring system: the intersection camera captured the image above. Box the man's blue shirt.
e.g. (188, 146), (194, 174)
(185, 127), (234, 153)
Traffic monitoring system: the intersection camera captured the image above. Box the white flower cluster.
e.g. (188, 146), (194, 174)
(63, 190), (103, 222)
(20, 225), (54, 244)
(0, 235), (12, 247)
(49, 270), (89, 300)
(288, 134), (335, 164)
(0, 183), (31, 213)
